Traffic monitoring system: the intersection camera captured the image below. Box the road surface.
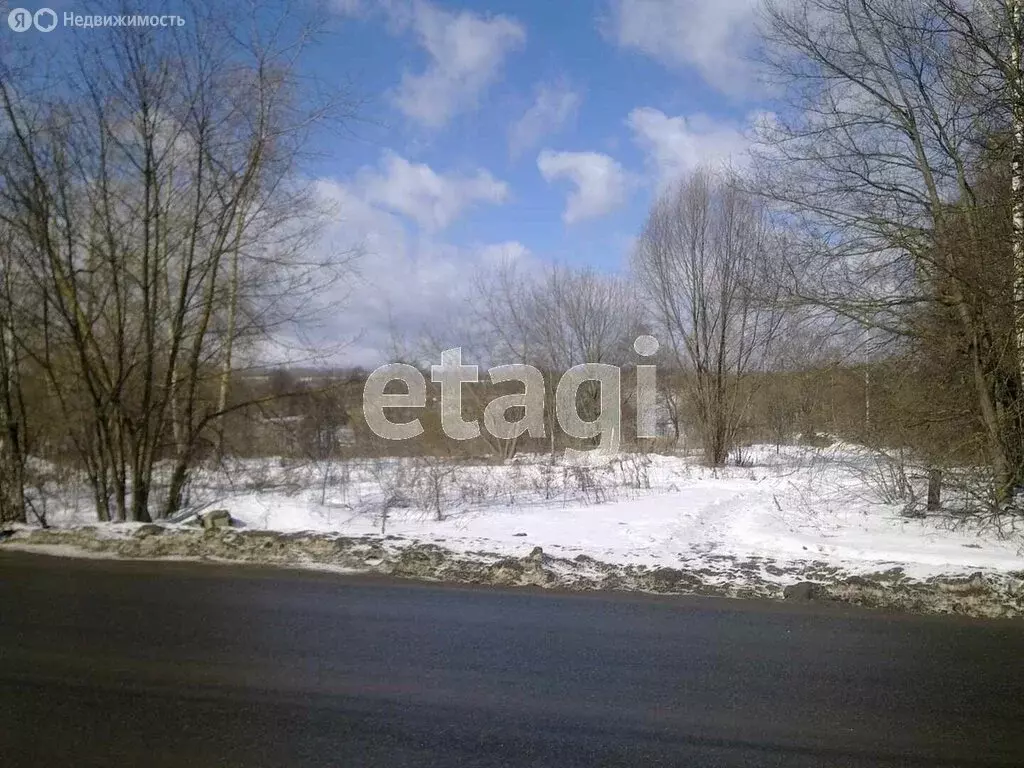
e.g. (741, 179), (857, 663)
(1, 551), (1023, 766)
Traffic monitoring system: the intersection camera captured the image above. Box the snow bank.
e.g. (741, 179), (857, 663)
(30, 445), (1020, 582)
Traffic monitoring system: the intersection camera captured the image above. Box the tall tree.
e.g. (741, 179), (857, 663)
(757, 0), (1024, 501)
(0, 0), (356, 521)
(633, 168), (782, 466)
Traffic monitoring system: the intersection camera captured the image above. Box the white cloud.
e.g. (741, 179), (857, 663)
(537, 149), (631, 224)
(392, 0), (526, 128)
(333, 0), (364, 14)
(605, 0), (763, 96)
(358, 151), (508, 231)
(627, 107), (752, 187)
(509, 79), (582, 159)
(303, 173), (529, 367)
(478, 240), (531, 265)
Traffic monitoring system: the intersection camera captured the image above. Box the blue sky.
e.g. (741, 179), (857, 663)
(4, 0), (769, 365)
(299, 0), (771, 364)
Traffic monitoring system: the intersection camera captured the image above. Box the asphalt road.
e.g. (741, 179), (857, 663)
(1, 552), (1023, 767)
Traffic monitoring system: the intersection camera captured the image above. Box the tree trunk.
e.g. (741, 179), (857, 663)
(1007, 0), (1024, 504)
(129, 458), (153, 523)
(927, 468), (942, 512)
(164, 452), (193, 520)
(0, 313), (26, 524)
(1012, 0), (1024, 403)
(215, 231), (244, 460)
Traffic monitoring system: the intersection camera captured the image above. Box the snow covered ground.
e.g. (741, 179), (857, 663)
(37, 443), (1023, 581)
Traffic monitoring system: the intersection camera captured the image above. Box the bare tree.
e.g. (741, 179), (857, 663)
(0, 0), (356, 522)
(756, 0), (1024, 501)
(468, 259), (640, 456)
(634, 167), (783, 466)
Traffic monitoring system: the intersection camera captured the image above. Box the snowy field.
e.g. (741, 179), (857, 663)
(37, 443), (1024, 581)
